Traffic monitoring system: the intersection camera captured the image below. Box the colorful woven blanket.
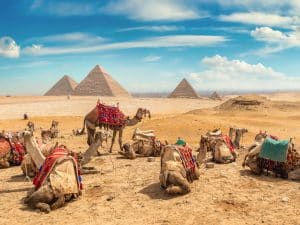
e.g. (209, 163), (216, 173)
(222, 135), (235, 153)
(97, 103), (126, 126)
(176, 145), (196, 173)
(0, 137), (11, 158)
(259, 138), (289, 162)
(10, 141), (25, 165)
(33, 148), (82, 191)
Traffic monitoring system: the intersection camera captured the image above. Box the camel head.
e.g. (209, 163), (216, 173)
(135, 108), (145, 122)
(51, 120), (59, 129)
(255, 130), (268, 142)
(135, 108), (151, 121)
(199, 135), (210, 152)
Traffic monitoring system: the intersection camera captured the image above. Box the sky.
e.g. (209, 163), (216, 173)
(0, 0), (300, 95)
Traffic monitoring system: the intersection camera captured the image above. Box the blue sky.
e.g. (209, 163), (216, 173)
(0, 0), (299, 95)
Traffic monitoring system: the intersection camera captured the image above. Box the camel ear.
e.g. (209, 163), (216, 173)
(165, 140), (169, 145)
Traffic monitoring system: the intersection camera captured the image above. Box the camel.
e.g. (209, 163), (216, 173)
(26, 121), (35, 134)
(22, 132), (102, 178)
(198, 130), (238, 164)
(120, 139), (163, 159)
(23, 131), (102, 213)
(0, 133), (26, 168)
(80, 101), (149, 152)
(243, 134), (300, 179)
(229, 127), (248, 148)
(41, 120), (59, 140)
(160, 144), (200, 195)
(119, 128), (163, 159)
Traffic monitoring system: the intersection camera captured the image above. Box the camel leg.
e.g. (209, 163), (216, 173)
(118, 129), (123, 151)
(166, 171), (190, 195)
(35, 202), (51, 213)
(109, 130), (117, 153)
(51, 192), (65, 210)
(87, 127), (95, 146)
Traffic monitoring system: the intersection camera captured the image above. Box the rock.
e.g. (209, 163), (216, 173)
(106, 195), (115, 201)
(206, 162), (215, 168)
(147, 157), (155, 162)
(281, 197), (289, 202)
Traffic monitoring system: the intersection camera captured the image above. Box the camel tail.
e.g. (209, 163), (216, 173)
(79, 119), (86, 135)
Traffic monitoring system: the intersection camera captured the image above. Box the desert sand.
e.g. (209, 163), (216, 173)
(0, 93), (299, 225)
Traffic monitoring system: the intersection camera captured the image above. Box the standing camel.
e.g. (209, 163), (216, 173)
(80, 102), (149, 153)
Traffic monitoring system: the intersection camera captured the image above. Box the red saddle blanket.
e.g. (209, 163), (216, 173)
(0, 137), (11, 158)
(33, 148), (82, 190)
(97, 103), (126, 126)
(0, 137), (25, 165)
(222, 135), (235, 153)
(177, 145), (196, 173)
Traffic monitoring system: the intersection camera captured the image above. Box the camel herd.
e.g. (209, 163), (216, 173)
(0, 102), (299, 213)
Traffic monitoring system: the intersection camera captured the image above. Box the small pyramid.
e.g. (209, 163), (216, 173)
(210, 91), (222, 100)
(44, 75), (78, 96)
(73, 65), (131, 97)
(168, 78), (199, 98)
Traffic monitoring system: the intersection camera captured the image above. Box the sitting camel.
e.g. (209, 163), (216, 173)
(0, 132), (26, 168)
(119, 128), (163, 159)
(23, 131), (102, 213)
(198, 130), (238, 164)
(22, 132), (102, 178)
(160, 140), (200, 195)
(41, 120), (59, 140)
(243, 133), (300, 179)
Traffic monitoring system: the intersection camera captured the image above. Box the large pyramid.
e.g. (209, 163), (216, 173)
(168, 78), (199, 98)
(44, 75), (78, 96)
(73, 65), (131, 97)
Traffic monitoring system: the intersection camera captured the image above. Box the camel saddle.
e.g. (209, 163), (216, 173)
(33, 148), (82, 194)
(97, 103), (126, 126)
(175, 145), (197, 183)
(259, 138), (289, 162)
(0, 137), (11, 159)
(0, 136), (25, 165)
(132, 128), (155, 141)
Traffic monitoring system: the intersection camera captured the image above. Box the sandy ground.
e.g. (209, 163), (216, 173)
(0, 94), (299, 225)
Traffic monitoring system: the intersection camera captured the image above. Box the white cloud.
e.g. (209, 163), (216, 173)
(29, 32), (106, 44)
(23, 35), (226, 56)
(142, 55), (161, 62)
(214, 0), (300, 15)
(189, 55), (300, 91)
(103, 0), (202, 21)
(119, 25), (184, 32)
(219, 12), (295, 28)
(250, 27), (300, 54)
(0, 37), (20, 58)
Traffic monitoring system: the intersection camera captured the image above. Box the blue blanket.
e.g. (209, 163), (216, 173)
(259, 138), (289, 162)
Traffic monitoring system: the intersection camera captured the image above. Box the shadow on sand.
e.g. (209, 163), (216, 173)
(139, 182), (181, 200)
(0, 187), (32, 194)
(7, 174), (32, 183)
(239, 169), (299, 183)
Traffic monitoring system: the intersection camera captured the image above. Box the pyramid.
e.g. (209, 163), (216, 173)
(210, 91), (222, 100)
(168, 78), (199, 98)
(44, 75), (78, 96)
(73, 65), (131, 97)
